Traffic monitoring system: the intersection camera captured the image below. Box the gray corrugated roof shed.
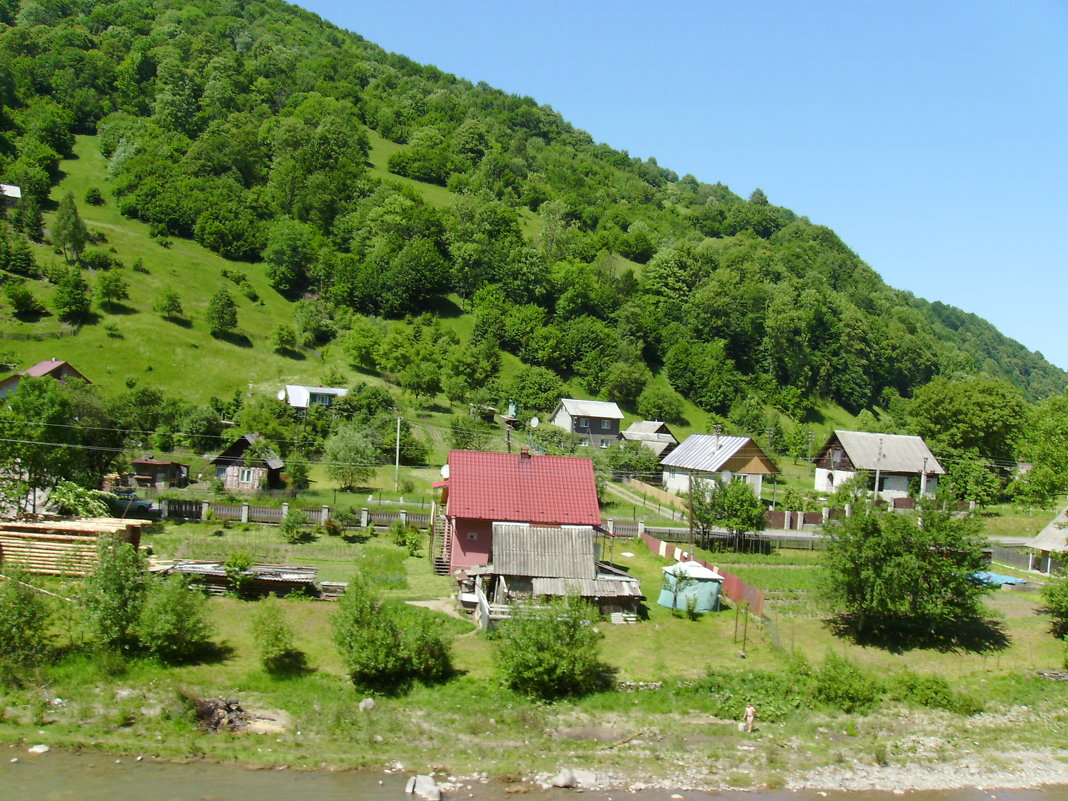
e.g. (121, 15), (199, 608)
(532, 575), (643, 598)
(830, 430), (944, 474)
(558, 398), (625, 419)
(492, 523), (596, 579)
(660, 434), (762, 472)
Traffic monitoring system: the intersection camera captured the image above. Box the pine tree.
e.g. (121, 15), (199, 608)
(52, 192), (88, 263)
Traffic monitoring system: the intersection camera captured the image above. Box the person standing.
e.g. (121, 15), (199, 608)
(744, 701), (756, 733)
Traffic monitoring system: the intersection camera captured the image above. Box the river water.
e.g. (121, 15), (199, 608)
(0, 748), (1063, 801)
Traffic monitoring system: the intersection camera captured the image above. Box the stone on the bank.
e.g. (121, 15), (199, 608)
(551, 768), (576, 788)
(405, 774), (441, 800)
(359, 697), (376, 712)
(572, 769), (598, 787)
(27, 744), (50, 754)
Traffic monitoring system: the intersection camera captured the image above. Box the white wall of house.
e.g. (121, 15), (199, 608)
(662, 467), (763, 497)
(551, 407), (572, 430)
(815, 468), (938, 499)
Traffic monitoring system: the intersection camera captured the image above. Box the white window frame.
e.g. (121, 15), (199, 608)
(600, 419), (612, 430)
(239, 467), (254, 484)
(578, 416), (589, 428)
(598, 439), (610, 449)
(578, 437), (589, 447)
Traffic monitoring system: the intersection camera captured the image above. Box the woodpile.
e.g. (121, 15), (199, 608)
(0, 517), (146, 576)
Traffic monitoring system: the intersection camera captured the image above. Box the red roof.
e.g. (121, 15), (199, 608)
(23, 359), (71, 377)
(446, 450), (601, 526)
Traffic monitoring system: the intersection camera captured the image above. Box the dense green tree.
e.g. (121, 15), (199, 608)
(4, 281), (44, 316)
(823, 508), (991, 634)
(692, 478), (767, 547)
(0, 567), (52, 674)
(96, 270), (129, 309)
(263, 217), (315, 294)
(52, 191), (88, 262)
(495, 596), (611, 700)
(153, 288), (183, 318)
(1041, 574), (1068, 639)
(82, 536), (147, 653)
(907, 377), (1026, 464)
(637, 384), (686, 424)
(205, 288), (237, 335)
(322, 424), (379, 489)
(505, 365), (565, 418)
(138, 575), (212, 663)
(51, 268), (90, 321)
(1012, 394), (1068, 508)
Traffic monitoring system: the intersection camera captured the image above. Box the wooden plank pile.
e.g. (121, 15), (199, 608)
(0, 517), (146, 576)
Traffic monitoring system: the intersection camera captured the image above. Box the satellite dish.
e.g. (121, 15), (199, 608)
(276, 389), (286, 401)
(440, 464), (450, 479)
(529, 417), (540, 429)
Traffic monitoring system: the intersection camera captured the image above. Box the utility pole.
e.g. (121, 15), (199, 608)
(806, 430), (816, 462)
(394, 415), (401, 492)
(920, 456), (928, 497)
(688, 472), (695, 555)
(873, 436), (884, 507)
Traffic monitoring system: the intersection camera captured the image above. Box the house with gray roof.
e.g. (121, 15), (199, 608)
(813, 430), (944, 500)
(1023, 506), (1068, 574)
(551, 398), (625, 449)
(621, 420), (678, 459)
(283, 384), (348, 410)
(660, 434), (778, 496)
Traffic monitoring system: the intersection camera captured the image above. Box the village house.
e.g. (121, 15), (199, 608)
(621, 420), (679, 459)
(813, 430), (943, 500)
(130, 455), (190, 489)
(282, 384), (348, 410)
(550, 398), (624, 449)
(206, 433), (284, 492)
(660, 433), (778, 496)
(0, 183), (20, 207)
(433, 449), (643, 620)
(0, 359), (91, 399)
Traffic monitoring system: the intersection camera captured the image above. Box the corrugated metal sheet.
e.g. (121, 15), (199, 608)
(532, 575), (643, 598)
(447, 450), (601, 525)
(558, 398), (625, 419)
(831, 430), (944, 474)
(660, 434), (763, 472)
(493, 523), (596, 579)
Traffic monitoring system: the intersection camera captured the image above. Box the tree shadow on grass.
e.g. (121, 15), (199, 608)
(263, 649), (314, 679)
(164, 314), (192, 328)
(102, 302), (138, 315)
(274, 346), (306, 360)
(826, 613), (1011, 654)
(213, 330), (252, 348)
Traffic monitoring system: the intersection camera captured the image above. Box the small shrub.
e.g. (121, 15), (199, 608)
(239, 280), (258, 301)
(813, 652), (883, 714)
(403, 614), (453, 686)
(495, 596), (612, 700)
(139, 575), (212, 663)
(0, 567), (52, 675)
(1041, 575), (1068, 638)
(84, 187), (104, 205)
(103, 321), (121, 337)
(333, 577), (410, 694)
(280, 508), (312, 544)
(224, 551), (255, 598)
(82, 537), (147, 652)
(388, 520), (420, 556)
(131, 258), (148, 274)
(253, 597), (305, 675)
(888, 671), (983, 715)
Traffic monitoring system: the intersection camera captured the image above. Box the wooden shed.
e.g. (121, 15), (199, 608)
(0, 517), (146, 576)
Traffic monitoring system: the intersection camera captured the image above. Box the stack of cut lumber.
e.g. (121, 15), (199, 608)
(0, 517), (146, 576)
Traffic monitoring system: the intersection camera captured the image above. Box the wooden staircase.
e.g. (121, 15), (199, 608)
(430, 513), (451, 575)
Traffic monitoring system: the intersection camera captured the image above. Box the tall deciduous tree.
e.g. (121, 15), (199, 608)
(692, 478), (766, 547)
(52, 191), (88, 263)
(205, 288), (237, 335)
(822, 508), (991, 634)
(907, 376), (1026, 464)
(322, 424), (379, 489)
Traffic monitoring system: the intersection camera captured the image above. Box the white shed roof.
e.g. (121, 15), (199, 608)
(284, 385), (348, 408)
(662, 561), (723, 581)
(1027, 506), (1068, 552)
(1, 184), (21, 200)
(557, 398), (624, 419)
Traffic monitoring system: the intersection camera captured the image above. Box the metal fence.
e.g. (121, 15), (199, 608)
(989, 543), (1063, 574)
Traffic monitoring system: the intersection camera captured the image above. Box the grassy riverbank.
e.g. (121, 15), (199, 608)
(2, 525), (1067, 791)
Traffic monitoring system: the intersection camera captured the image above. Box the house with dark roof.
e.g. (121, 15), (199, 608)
(131, 455), (189, 488)
(0, 359), (90, 398)
(621, 420), (678, 459)
(206, 433), (284, 492)
(551, 398), (625, 449)
(660, 434), (778, 496)
(813, 430), (943, 500)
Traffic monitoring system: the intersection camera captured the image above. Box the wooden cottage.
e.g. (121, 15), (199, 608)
(206, 433), (284, 492)
(660, 434), (778, 496)
(813, 430), (943, 500)
(131, 455), (189, 488)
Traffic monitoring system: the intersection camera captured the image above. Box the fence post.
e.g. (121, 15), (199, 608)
(200, 501), (210, 521)
(281, 502), (289, 520)
(322, 505), (330, 524)
(783, 511), (792, 530)
(399, 509), (408, 527)
(606, 519), (614, 535)
(822, 507), (829, 524)
(241, 503), (249, 523)
(844, 503), (852, 518)
(360, 507), (369, 528)
(638, 520), (646, 535)
(160, 498), (169, 519)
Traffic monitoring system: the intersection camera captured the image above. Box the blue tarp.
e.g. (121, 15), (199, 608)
(973, 571), (1027, 586)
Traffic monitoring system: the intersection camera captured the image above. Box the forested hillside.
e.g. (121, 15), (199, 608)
(0, 0), (1063, 422)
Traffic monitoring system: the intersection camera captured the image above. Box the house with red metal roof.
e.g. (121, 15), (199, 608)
(433, 448), (643, 623)
(433, 448), (601, 575)
(0, 359), (90, 398)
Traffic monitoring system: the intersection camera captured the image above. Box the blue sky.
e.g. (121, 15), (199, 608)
(298, 1), (1068, 370)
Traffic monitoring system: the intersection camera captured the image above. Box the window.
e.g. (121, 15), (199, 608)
(600, 419), (611, 430)
(239, 468), (254, 484)
(467, 532), (478, 542)
(578, 417), (589, 428)
(598, 439), (609, 449)
(578, 437), (589, 447)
